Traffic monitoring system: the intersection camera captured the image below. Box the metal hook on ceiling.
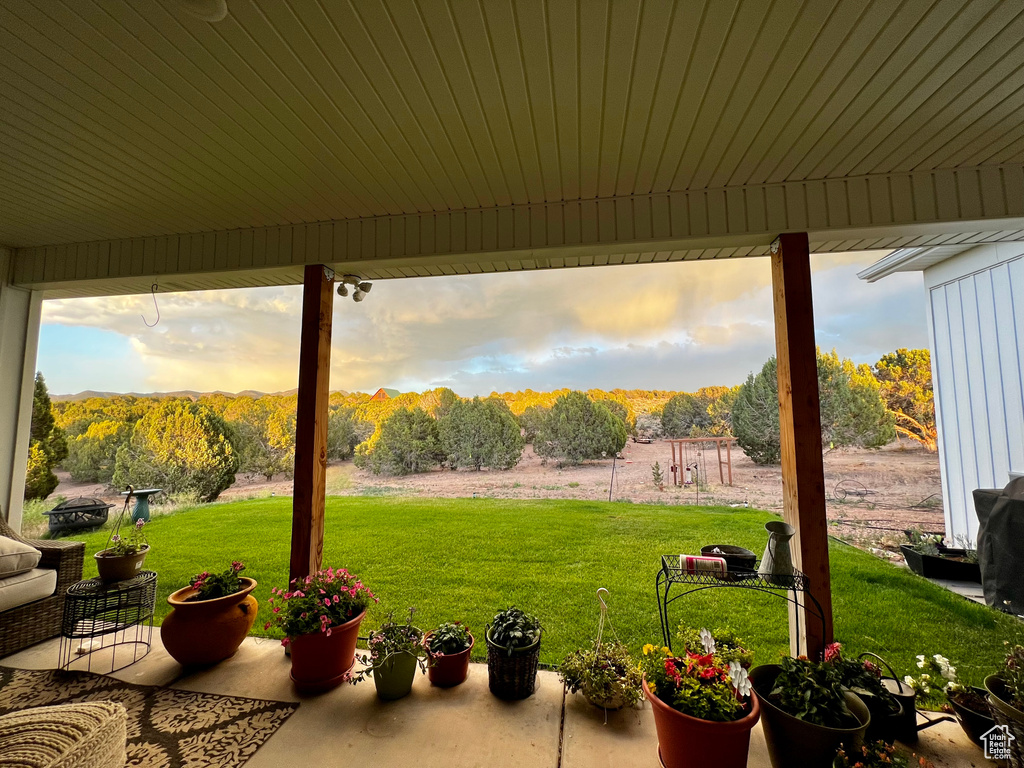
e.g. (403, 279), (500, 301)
(142, 283), (160, 327)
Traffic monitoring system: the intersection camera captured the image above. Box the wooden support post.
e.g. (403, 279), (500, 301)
(726, 440), (733, 486)
(716, 440), (724, 484)
(771, 233), (833, 660)
(290, 265), (334, 584)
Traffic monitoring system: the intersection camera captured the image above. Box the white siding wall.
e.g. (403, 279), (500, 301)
(925, 243), (1024, 544)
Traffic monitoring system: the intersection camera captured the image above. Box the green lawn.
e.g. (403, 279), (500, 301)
(68, 497), (1017, 686)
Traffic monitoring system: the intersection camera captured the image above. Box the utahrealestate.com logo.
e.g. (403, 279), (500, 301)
(982, 724), (1016, 761)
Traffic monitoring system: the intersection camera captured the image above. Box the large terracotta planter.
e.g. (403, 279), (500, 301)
(426, 632), (474, 688)
(373, 651), (420, 701)
(750, 664), (870, 768)
(289, 609), (366, 694)
(642, 679), (760, 768)
(985, 675), (1024, 766)
(95, 546), (149, 582)
(160, 577), (258, 666)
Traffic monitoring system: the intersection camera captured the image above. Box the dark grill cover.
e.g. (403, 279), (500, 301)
(974, 478), (1024, 615)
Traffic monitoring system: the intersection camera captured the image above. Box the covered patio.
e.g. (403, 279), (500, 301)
(1, 0), (1023, 764)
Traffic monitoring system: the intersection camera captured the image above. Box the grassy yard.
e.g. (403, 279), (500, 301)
(66, 497), (1018, 686)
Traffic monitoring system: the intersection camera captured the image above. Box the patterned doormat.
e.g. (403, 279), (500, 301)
(0, 666), (298, 767)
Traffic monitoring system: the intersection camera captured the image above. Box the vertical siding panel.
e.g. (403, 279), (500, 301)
(563, 202), (581, 245)
(252, 228), (267, 268)
(956, 169), (982, 220)
(227, 230), (241, 270)
(968, 273), (998, 487)
(890, 175), (914, 222)
(545, 204), (563, 247)
(765, 186), (787, 232)
(319, 223), (333, 263)
(451, 212), (466, 253)
(633, 195), (652, 240)
(579, 201), (598, 243)
(466, 211), (482, 252)
(935, 169), (959, 221)
(745, 187), (766, 233)
(945, 282), (978, 539)
(389, 217), (405, 258)
(1006, 257), (1024, 468)
(929, 285), (966, 540)
(264, 229), (279, 270)
(707, 190), (728, 235)
(435, 213), (451, 254)
(497, 208), (514, 250)
(669, 193), (689, 237)
(615, 198), (634, 242)
(688, 193), (708, 236)
(530, 206), (546, 247)
(479, 210), (496, 251)
(979, 167), (1005, 217)
(913, 173), (938, 221)
(651, 195), (671, 239)
(825, 181), (849, 227)
(239, 230), (253, 270)
(1004, 165), (1024, 216)
(374, 220), (389, 261)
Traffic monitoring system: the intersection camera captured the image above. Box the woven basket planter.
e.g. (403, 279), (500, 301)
(485, 628), (541, 700)
(986, 675), (1024, 768)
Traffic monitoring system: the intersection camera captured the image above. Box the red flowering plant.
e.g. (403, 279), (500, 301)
(639, 630), (753, 722)
(187, 561), (247, 601)
(264, 567), (377, 646)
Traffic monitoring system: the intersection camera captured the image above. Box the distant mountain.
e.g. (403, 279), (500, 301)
(52, 388), (346, 402)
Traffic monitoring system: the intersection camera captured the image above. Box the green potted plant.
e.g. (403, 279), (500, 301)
(749, 644), (871, 768)
(559, 640), (642, 710)
(265, 566), (377, 693)
(485, 606), (542, 700)
(677, 625), (754, 668)
(639, 631), (760, 768)
(352, 608), (428, 700)
(94, 517), (149, 582)
(161, 560), (258, 666)
(425, 621), (474, 688)
(985, 642), (1024, 765)
(822, 645), (901, 742)
(900, 529), (980, 582)
(905, 652), (991, 746)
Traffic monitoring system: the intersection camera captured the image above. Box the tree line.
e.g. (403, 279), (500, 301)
(23, 347), (935, 498)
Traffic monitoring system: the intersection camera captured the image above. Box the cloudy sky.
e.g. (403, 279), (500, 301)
(38, 251), (928, 397)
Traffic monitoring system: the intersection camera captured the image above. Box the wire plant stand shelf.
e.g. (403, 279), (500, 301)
(656, 555), (826, 659)
(59, 571), (157, 673)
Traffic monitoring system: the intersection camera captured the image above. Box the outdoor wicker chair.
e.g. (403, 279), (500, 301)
(0, 511), (85, 658)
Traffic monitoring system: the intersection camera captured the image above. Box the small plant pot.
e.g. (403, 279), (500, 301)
(947, 686), (995, 747)
(900, 545), (981, 582)
(700, 545), (756, 580)
(426, 632), (474, 688)
(288, 609), (366, 694)
(94, 546), (149, 582)
(750, 664), (870, 768)
(642, 678), (760, 768)
(486, 628), (541, 700)
(583, 689), (626, 710)
(160, 577), (258, 666)
(373, 650), (420, 701)
(986, 675), (1024, 767)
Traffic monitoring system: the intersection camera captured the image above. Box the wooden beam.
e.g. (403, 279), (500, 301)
(770, 232), (833, 659)
(290, 264), (334, 583)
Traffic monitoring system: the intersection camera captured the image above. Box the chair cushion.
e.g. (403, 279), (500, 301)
(0, 701), (127, 768)
(0, 568), (58, 612)
(0, 535), (41, 578)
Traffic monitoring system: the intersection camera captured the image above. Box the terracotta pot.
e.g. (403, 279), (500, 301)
(426, 632), (474, 688)
(95, 546), (149, 582)
(642, 678), (759, 768)
(750, 664), (870, 768)
(373, 651), (420, 701)
(160, 577), (258, 666)
(288, 609), (366, 694)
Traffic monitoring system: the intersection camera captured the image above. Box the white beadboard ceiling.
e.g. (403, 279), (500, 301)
(3, 0), (1024, 295)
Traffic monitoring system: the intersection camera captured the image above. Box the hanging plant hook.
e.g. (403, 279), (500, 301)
(142, 283), (160, 327)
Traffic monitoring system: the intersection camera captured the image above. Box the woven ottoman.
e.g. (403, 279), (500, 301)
(0, 701), (127, 768)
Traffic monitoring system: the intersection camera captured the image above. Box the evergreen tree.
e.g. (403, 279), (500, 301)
(874, 348), (937, 450)
(517, 405), (550, 444)
(438, 397), (524, 470)
(113, 399), (238, 501)
(357, 407), (443, 476)
(23, 372), (67, 499)
(534, 391), (627, 466)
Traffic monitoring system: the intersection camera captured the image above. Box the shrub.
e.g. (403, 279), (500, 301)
(534, 391), (627, 466)
(356, 407), (443, 476)
(24, 442), (59, 500)
(112, 399), (239, 502)
(517, 405), (550, 444)
(438, 397), (524, 470)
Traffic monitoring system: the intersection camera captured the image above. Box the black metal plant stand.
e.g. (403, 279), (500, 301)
(656, 555), (826, 659)
(59, 571), (157, 673)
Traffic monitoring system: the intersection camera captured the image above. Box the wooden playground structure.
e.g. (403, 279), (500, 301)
(667, 437), (737, 487)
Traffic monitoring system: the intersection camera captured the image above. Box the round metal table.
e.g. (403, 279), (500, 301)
(59, 571), (157, 673)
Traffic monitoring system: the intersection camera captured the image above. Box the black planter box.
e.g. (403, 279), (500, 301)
(901, 545), (981, 582)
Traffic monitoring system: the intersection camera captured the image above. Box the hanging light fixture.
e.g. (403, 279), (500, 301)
(337, 275), (372, 302)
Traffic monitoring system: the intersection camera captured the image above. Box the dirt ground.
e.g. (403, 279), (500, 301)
(48, 439), (942, 559)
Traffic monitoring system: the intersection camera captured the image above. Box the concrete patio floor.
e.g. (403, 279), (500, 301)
(3, 636), (994, 767)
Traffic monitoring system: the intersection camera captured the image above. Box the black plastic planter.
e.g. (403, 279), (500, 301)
(900, 545), (981, 582)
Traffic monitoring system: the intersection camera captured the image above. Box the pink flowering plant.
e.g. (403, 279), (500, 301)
(264, 567), (376, 644)
(187, 561), (247, 601)
(639, 629), (753, 722)
(350, 608), (429, 683)
(106, 518), (148, 557)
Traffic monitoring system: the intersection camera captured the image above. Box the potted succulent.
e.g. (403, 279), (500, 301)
(160, 561), (257, 666)
(750, 644), (871, 768)
(985, 643), (1024, 764)
(486, 606), (542, 700)
(265, 566), (377, 693)
(639, 631), (760, 768)
(425, 621), (474, 688)
(559, 640), (642, 710)
(900, 529), (981, 582)
(352, 608), (428, 701)
(905, 652), (991, 746)
(94, 517), (149, 582)
(677, 626), (754, 668)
